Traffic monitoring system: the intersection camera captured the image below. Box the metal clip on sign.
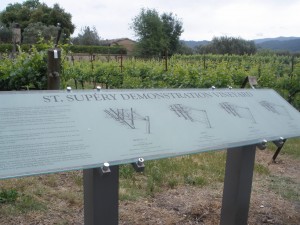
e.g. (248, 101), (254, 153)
(257, 139), (268, 150)
(132, 158), (145, 172)
(99, 162), (111, 176)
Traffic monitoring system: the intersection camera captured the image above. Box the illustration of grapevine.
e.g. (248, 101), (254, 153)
(220, 102), (256, 123)
(169, 104), (212, 128)
(259, 101), (292, 119)
(104, 108), (151, 134)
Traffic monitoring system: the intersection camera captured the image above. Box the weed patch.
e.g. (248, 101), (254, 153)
(268, 175), (300, 201)
(0, 189), (18, 204)
(254, 163), (270, 175)
(16, 194), (46, 213)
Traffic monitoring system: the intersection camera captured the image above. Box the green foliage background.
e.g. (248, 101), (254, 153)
(0, 45), (299, 110)
(0, 0), (75, 39)
(0, 44), (126, 54)
(0, 45), (47, 90)
(62, 53), (300, 110)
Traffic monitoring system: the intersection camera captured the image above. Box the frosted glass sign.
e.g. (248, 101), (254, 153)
(1, 89), (300, 179)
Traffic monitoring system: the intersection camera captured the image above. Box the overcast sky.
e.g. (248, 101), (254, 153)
(1, 0), (300, 41)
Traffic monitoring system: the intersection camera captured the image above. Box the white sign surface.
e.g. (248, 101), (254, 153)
(1, 89), (300, 179)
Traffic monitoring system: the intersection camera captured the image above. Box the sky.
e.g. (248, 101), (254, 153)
(1, 0), (300, 41)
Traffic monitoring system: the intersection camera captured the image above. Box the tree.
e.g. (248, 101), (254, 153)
(161, 13), (183, 55)
(0, 21), (12, 43)
(131, 8), (183, 57)
(22, 22), (59, 44)
(177, 41), (194, 55)
(196, 36), (257, 55)
(72, 26), (101, 45)
(0, 0), (75, 42)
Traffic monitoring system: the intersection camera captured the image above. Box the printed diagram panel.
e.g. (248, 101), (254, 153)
(259, 101), (292, 119)
(169, 104), (212, 128)
(104, 108), (150, 134)
(220, 102), (256, 123)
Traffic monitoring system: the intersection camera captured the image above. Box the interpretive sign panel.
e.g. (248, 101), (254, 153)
(1, 89), (300, 179)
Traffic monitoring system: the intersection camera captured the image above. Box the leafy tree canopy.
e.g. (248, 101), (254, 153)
(131, 8), (183, 57)
(195, 36), (257, 55)
(0, 21), (12, 43)
(71, 26), (101, 46)
(22, 22), (59, 44)
(0, 0), (75, 42)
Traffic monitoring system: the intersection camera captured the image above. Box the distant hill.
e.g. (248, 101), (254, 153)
(255, 38), (300, 53)
(181, 37), (300, 53)
(253, 36), (300, 44)
(181, 40), (210, 48)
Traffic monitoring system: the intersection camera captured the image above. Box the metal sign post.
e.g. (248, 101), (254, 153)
(11, 23), (21, 58)
(47, 23), (62, 90)
(220, 140), (267, 225)
(220, 144), (257, 225)
(83, 165), (119, 225)
(47, 49), (61, 90)
(241, 76), (258, 89)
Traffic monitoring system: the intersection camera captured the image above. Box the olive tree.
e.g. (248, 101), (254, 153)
(131, 8), (183, 57)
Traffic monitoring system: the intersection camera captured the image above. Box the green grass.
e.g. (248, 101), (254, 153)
(0, 172), (82, 216)
(254, 163), (270, 175)
(52, 190), (82, 206)
(0, 179), (45, 215)
(268, 175), (300, 201)
(54, 221), (69, 225)
(0, 193), (46, 216)
(0, 189), (18, 204)
(264, 138), (300, 201)
(119, 150), (278, 200)
(16, 194), (46, 213)
(119, 151), (226, 199)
